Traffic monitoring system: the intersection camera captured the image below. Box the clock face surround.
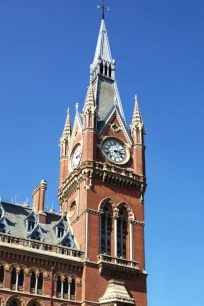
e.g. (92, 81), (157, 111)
(71, 144), (82, 170)
(102, 138), (128, 164)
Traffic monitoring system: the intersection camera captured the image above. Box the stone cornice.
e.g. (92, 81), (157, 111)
(58, 161), (146, 201)
(97, 254), (141, 280)
(71, 209), (102, 226)
(70, 209), (144, 227)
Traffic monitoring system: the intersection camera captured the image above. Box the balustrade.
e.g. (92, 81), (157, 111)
(98, 254), (139, 268)
(0, 232), (84, 258)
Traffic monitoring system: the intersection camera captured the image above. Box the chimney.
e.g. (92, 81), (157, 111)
(32, 180), (47, 224)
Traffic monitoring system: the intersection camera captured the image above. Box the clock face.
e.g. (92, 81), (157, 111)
(102, 139), (127, 163)
(71, 144), (82, 170)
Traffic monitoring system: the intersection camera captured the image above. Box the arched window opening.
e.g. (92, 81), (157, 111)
(30, 271), (36, 293)
(70, 279), (75, 299)
(117, 207), (128, 258)
(104, 63), (108, 76)
(18, 269), (24, 288)
(10, 301), (18, 306)
(63, 277), (68, 299)
(109, 66), (112, 77)
(100, 203), (112, 255)
(0, 266), (4, 284)
(57, 223), (65, 238)
(28, 216), (35, 232)
(31, 231), (41, 241)
(100, 62), (103, 74)
(37, 272), (43, 294)
(0, 224), (6, 233)
(56, 276), (61, 296)
(11, 268), (16, 290)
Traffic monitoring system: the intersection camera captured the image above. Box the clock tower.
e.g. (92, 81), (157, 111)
(58, 13), (147, 306)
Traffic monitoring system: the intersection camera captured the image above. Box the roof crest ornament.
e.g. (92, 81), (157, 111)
(97, 1), (110, 20)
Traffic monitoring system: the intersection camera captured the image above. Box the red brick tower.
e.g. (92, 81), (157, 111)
(58, 14), (147, 306)
(0, 9), (147, 306)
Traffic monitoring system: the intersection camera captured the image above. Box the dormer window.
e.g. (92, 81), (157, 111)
(28, 217), (35, 232)
(62, 238), (71, 247)
(57, 223), (64, 238)
(0, 224), (6, 233)
(25, 212), (37, 232)
(31, 231), (41, 241)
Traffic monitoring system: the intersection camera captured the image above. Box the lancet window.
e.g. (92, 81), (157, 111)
(0, 266), (4, 284)
(56, 275), (76, 300)
(10, 268), (24, 291)
(100, 203), (112, 255)
(30, 271), (43, 295)
(117, 207), (128, 258)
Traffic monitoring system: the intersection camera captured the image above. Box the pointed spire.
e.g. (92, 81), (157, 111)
(132, 95), (143, 124)
(130, 95), (144, 133)
(92, 19), (112, 66)
(83, 77), (96, 115)
(85, 79), (95, 106)
(61, 108), (72, 140)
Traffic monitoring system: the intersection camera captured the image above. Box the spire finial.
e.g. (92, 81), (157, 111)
(61, 107), (72, 141)
(131, 94), (143, 128)
(97, 1), (110, 20)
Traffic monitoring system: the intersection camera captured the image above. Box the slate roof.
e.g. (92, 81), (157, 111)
(0, 201), (77, 248)
(90, 19), (126, 130)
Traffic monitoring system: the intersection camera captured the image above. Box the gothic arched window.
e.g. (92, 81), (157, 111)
(117, 207), (128, 258)
(100, 62), (103, 74)
(11, 268), (16, 289)
(63, 277), (68, 298)
(104, 63), (108, 75)
(109, 65), (112, 77)
(0, 266), (4, 283)
(30, 271), (36, 292)
(56, 276), (61, 297)
(70, 279), (75, 296)
(18, 269), (24, 288)
(37, 272), (43, 293)
(100, 203), (112, 255)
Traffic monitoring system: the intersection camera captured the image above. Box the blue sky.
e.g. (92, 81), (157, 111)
(0, 1), (204, 305)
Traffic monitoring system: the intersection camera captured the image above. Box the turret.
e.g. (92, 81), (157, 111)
(59, 108), (72, 186)
(82, 79), (96, 130)
(130, 95), (146, 176)
(82, 79), (97, 162)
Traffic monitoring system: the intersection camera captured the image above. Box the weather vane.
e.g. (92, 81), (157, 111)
(97, 1), (110, 20)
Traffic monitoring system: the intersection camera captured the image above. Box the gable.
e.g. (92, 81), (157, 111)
(99, 107), (133, 146)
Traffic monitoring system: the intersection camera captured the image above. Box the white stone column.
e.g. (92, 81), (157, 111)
(35, 276), (38, 295)
(129, 221), (133, 262)
(61, 281), (64, 298)
(85, 212), (89, 258)
(114, 218), (117, 260)
(68, 282), (71, 299)
(15, 272), (19, 291)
